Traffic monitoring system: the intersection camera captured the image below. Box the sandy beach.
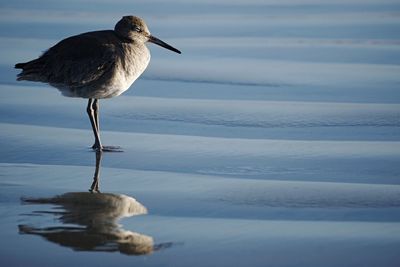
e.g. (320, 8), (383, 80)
(1, 1), (400, 266)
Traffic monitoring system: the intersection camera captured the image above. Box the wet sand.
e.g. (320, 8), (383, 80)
(1, 1), (400, 266)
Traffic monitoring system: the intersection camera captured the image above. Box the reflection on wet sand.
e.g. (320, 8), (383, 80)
(19, 151), (173, 255)
(89, 149), (103, 193)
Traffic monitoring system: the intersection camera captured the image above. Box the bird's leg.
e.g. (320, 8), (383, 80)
(87, 99), (122, 152)
(89, 150), (102, 193)
(93, 98), (100, 136)
(87, 98), (102, 151)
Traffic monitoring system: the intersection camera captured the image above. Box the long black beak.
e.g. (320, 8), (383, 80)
(149, 35), (181, 54)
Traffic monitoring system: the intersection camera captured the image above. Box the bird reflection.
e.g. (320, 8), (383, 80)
(19, 151), (173, 255)
(89, 149), (103, 193)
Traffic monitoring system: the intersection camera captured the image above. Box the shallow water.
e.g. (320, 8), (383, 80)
(1, 0), (400, 266)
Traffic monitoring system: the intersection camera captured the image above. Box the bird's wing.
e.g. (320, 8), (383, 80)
(39, 31), (120, 88)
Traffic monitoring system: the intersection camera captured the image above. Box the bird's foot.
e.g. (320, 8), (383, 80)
(101, 145), (123, 152)
(91, 144), (123, 152)
(89, 188), (101, 193)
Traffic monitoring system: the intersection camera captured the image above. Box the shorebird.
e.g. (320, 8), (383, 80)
(15, 15), (181, 151)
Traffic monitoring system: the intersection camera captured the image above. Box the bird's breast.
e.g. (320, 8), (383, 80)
(102, 43), (150, 98)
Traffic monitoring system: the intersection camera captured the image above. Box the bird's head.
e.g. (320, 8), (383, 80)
(115, 16), (181, 54)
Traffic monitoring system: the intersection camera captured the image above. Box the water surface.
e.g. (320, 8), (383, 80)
(1, 0), (400, 266)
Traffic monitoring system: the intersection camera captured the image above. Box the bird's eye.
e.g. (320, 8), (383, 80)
(133, 26), (142, 32)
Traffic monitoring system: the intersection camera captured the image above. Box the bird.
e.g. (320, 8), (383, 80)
(15, 15), (181, 151)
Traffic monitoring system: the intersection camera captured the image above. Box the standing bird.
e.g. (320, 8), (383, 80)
(15, 15), (181, 151)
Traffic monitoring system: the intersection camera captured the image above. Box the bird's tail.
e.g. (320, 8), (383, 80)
(15, 58), (47, 82)
(15, 62), (27, 69)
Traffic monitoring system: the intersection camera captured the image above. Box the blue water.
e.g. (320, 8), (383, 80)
(1, 1), (400, 266)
